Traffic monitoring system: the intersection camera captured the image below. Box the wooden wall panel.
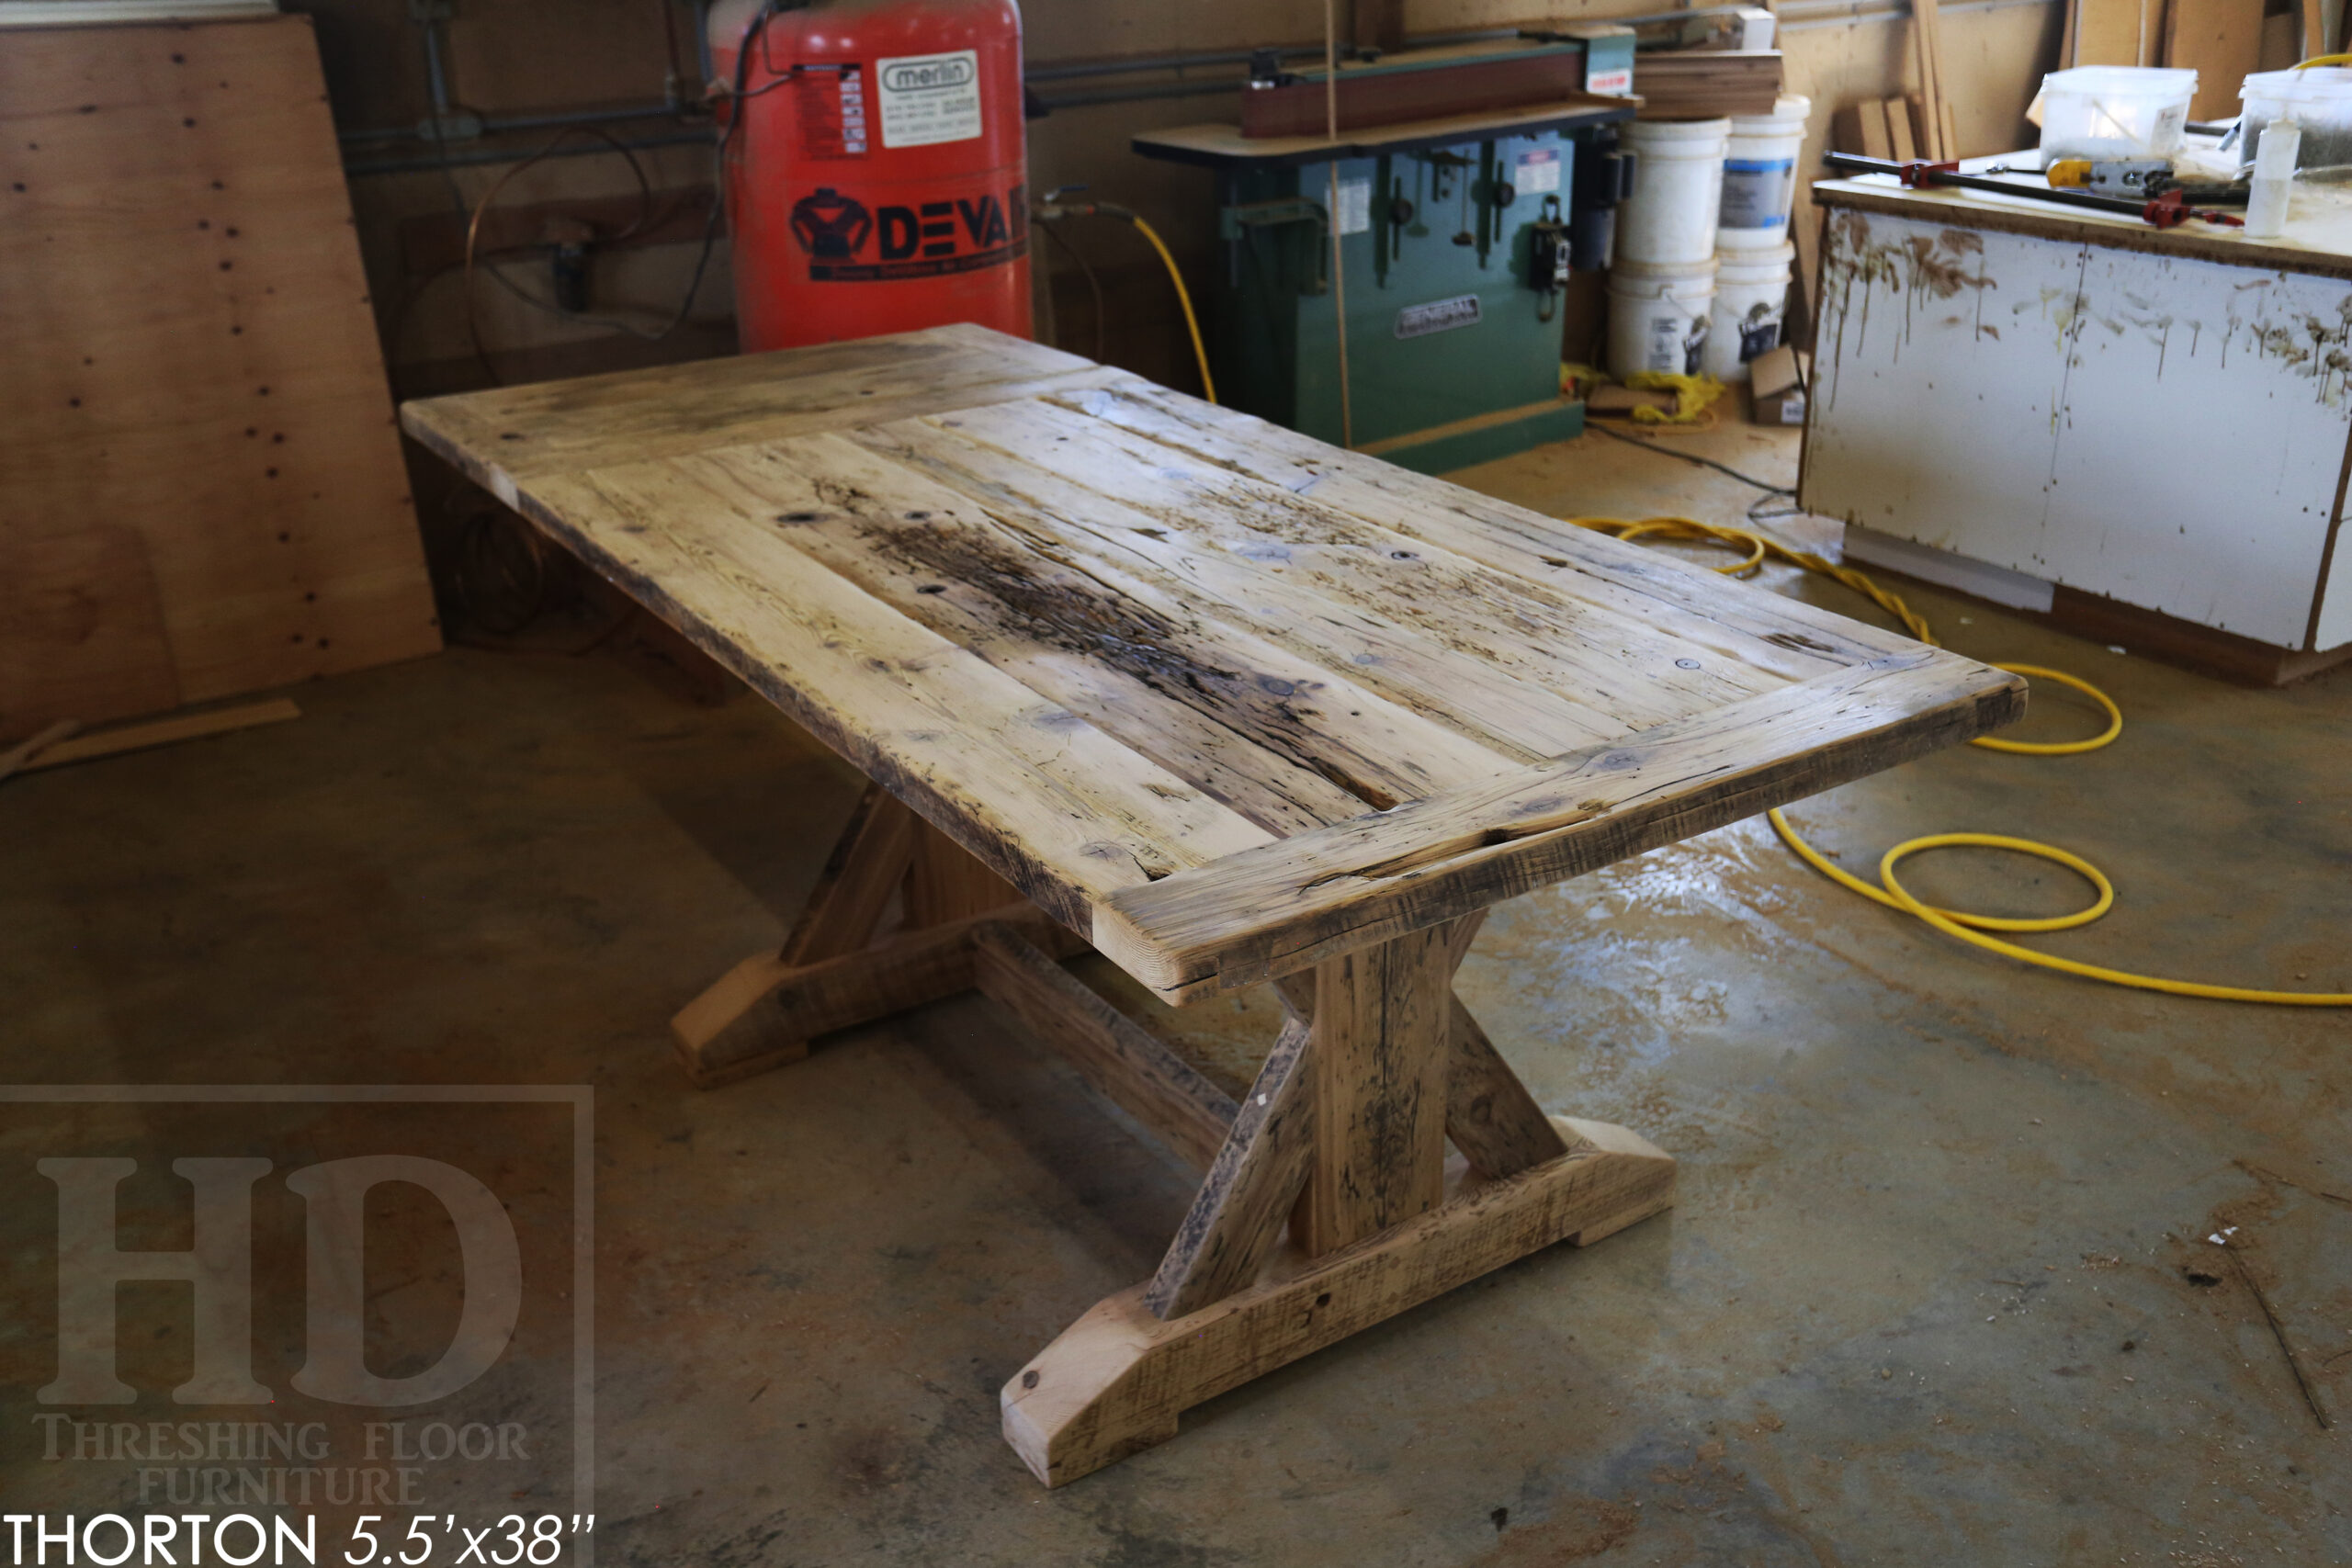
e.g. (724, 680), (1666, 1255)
(0, 14), (439, 738)
(2165, 0), (2267, 119)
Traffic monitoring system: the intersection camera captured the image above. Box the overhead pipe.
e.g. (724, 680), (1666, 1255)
(341, 0), (2062, 166)
(343, 129), (715, 177)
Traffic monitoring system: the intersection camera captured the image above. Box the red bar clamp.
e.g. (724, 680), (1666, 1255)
(2141, 188), (2245, 230)
(1895, 160), (1961, 189)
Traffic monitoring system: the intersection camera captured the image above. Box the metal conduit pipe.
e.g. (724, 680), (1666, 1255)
(342, 103), (700, 145)
(338, 0), (2061, 163)
(342, 129), (716, 178)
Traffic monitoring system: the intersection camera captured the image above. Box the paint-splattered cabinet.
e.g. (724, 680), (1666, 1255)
(1802, 177), (2352, 681)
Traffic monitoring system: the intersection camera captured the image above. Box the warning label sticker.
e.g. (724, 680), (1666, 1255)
(1335, 178), (1372, 236)
(876, 50), (983, 148)
(796, 63), (868, 160)
(1515, 148), (1562, 195)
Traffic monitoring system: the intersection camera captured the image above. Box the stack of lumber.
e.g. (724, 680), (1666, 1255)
(1836, 96), (1951, 161)
(1634, 50), (1783, 118)
(0, 12), (438, 742)
(1909, 0), (1959, 159)
(2164, 0), (2268, 119)
(1831, 0), (1955, 170)
(2060, 0), (2170, 67)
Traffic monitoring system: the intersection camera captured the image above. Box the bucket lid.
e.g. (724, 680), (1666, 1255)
(1623, 117), (1732, 144)
(2243, 65), (2352, 102)
(1730, 94), (1812, 130)
(2041, 65), (2196, 96)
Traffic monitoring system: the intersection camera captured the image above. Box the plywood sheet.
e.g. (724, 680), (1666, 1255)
(0, 525), (180, 733)
(2070, 0), (2150, 64)
(0, 14), (437, 739)
(2165, 0), (2266, 119)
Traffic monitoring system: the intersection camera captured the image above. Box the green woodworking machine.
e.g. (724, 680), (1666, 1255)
(1133, 37), (1635, 473)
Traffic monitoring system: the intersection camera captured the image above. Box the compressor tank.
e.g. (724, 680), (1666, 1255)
(707, 0), (1031, 351)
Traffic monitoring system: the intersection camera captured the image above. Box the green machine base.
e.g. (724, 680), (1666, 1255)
(1359, 396), (1587, 476)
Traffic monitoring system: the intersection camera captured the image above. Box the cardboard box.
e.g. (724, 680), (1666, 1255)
(1750, 344), (1808, 425)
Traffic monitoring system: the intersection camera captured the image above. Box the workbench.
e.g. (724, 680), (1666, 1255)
(1804, 158), (2352, 683)
(401, 324), (2022, 1485)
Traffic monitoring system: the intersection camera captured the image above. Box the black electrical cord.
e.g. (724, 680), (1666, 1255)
(1035, 220), (1107, 362)
(424, 1), (807, 377)
(461, 126), (663, 364)
(1584, 420), (1796, 494)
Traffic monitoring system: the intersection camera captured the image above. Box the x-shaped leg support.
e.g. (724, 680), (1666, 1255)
(670, 785), (1676, 1487)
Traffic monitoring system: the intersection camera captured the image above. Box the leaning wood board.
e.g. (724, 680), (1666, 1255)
(403, 322), (2023, 1004)
(0, 14), (437, 739)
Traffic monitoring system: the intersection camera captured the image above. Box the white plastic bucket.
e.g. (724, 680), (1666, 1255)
(1702, 243), (1793, 381)
(2037, 65), (2196, 159)
(1718, 96), (1811, 252)
(1613, 118), (1731, 265)
(1607, 255), (1719, 378)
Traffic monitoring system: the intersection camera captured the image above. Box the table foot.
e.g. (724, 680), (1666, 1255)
(670, 906), (1081, 1088)
(1001, 1116), (1674, 1487)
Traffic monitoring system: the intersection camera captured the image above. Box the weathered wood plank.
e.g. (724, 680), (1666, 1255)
(1295, 925), (1454, 1255)
(672, 782), (921, 1083)
(973, 925), (1238, 1171)
(1054, 381), (1917, 677)
(906, 819), (1024, 928)
(401, 322), (1127, 497)
(935, 395), (1792, 728)
(673, 433), (1514, 829)
(840, 412), (1640, 760)
(780, 784), (918, 966)
(1002, 1117), (1677, 1487)
(514, 460), (1275, 931)
(1143, 1015), (1317, 1320)
(673, 905), (1082, 1089)
(1094, 651), (2028, 1000)
(1447, 998), (1572, 1178)
(1264, 909), (1565, 1180)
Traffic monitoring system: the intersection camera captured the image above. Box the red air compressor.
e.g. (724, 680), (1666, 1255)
(707, 0), (1031, 353)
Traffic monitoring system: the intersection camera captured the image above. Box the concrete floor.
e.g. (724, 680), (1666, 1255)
(6, 418), (2348, 1565)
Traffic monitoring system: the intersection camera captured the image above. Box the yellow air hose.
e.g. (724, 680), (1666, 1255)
(1124, 213), (1217, 406)
(1032, 192), (1216, 405)
(1562, 513), (2352, 1006)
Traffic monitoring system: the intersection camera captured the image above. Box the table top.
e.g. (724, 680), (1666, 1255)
(401, 324), (2021, 1003)
(1131, 96), (1633, 170)
(1814, 151), (2352, 282)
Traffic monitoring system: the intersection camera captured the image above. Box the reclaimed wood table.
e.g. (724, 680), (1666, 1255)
(401, 323), (2023, 1486)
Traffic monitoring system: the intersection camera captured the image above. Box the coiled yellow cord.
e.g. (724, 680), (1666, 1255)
(1564, 513), (2351, 1005)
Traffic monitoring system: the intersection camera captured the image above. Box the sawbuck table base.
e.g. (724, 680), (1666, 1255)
(670, 784), (1674, 1487)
